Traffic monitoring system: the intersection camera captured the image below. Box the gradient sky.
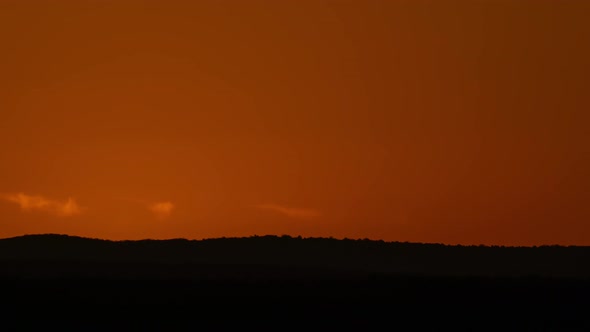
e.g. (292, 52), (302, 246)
(1, 0), (589, 245)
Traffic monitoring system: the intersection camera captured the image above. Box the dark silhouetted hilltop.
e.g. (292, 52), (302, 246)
(1, 233), (589, 279)
(1, 234), (590, 330)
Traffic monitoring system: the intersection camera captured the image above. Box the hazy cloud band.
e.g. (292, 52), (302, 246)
(1, 193), (83, 217)
(255, 204), (320, 219)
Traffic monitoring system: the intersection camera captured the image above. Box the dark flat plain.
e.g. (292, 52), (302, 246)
(2, 272), (589, 330)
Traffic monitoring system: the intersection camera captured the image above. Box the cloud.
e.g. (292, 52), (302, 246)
(2, 193), (83, 217)
(114, 197), (175, 219)
(149, 201), (175, 219)
(255, 204), (321, 219)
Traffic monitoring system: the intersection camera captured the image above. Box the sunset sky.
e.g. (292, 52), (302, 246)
(1, 0), (588, 245)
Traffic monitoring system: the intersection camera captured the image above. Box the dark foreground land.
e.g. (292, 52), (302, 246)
(1, 234), (589, 330)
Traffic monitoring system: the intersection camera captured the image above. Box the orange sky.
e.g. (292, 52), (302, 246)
(1, 0), (589, 245)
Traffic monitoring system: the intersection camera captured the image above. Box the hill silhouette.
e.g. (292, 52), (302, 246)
(1, 233), (589, 279)
(1, 234), (590, 329)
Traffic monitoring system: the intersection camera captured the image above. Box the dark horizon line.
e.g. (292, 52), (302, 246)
(2, 232), (585, 249)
